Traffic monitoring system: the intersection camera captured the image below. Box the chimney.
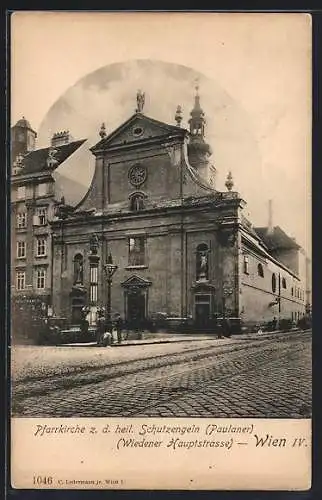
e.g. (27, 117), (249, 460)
(51, 130), (72, 147)
(267, 199), (274, 235)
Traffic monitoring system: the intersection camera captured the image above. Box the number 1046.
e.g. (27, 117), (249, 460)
(33, 476), (53, 486)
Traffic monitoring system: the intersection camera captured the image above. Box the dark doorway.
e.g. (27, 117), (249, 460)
(127, 291), (146, 328)
(195, 303), (210, 329)
(71, 297), (85, 325)
(195, 294), (211, 331)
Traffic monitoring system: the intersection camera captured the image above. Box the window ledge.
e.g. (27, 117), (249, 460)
(125, 265), (148, 270)
(35, 255), (48, 259)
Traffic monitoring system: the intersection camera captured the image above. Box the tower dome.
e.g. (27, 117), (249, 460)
(188, 85), (212, 162)
(187, 85), (215, 187)
(11, 116), (37, 162)
(15, 116), (33, 129)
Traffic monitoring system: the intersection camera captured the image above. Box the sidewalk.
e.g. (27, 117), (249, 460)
(62, 328), (306, 347)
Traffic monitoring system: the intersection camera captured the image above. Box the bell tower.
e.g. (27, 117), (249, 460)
(187, 85), (215, 187)
(11, 116), (37, 164)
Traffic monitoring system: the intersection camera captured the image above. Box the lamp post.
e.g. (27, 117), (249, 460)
(222, 286), (234, 317)
(103, 252), (118, 321)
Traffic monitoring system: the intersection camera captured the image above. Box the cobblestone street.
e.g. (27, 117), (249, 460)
(12, 331), (311, 418)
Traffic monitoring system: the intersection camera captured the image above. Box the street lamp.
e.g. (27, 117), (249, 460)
(222, 286), (234, 317)
(103, 252), (118, 321)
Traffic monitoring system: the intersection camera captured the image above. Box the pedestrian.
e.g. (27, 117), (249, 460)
(80, 306), (89, 337)
(96, 309), (106, 346)
(114, 313), (123, 344)
(101, 330), (112, 347)
(222, 317), (232, 338)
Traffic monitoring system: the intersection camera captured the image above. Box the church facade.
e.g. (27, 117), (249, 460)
(50, 90), (308, 332)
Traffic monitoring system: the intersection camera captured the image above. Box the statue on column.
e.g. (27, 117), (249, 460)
(90, 234), (99, 255)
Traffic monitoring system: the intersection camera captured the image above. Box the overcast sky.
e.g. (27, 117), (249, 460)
(11, 12), (311, 255)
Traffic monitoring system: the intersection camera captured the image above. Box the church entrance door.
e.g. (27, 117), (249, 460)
(121, 275), (152, 330)
(127, 291), (146, 329)
(194, 294), (211, 331)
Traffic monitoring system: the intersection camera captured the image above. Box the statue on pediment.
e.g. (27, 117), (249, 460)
(136, 89), (145, 113)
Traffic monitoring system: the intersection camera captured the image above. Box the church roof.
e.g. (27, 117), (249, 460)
(19, 139), (86, 175)
(241, 215), (262, 240)
(254, 226), (300, 251)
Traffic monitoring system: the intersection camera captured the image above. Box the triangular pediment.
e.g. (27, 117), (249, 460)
(121, 274), (152, 288)
(91, 113), (185, 153)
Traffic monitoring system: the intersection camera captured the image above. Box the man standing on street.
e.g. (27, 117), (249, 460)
(113, 313), (123, 344)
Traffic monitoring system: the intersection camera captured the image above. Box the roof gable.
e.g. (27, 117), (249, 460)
(91, 113), (186, 153)
(121, 274), (152, 288)
(18, 139), (86, 175)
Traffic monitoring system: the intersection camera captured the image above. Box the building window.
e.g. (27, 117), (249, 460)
(129, 193), (145, 211)
(89, 264), (98, 303)
(282, 277), (287, 289)
(16, 241), (26, 258)
(272, 273), (277, 293)
(291, 287), (294, 296)
(37, 183), (48, 197)
(16, 271), (25, 290)
(243, 255), (249, 274)
(17, 186), (26, 200)
(36, 268), (46, 289)
(196, 243), (209, 281)
(257, 263), (264, 277)
(34, 207), (47, 226)
(128, 236), (145, 266)
(17, 212), (27, 229)
(73, 254), (84, 285)
(36, 237), (47, 257)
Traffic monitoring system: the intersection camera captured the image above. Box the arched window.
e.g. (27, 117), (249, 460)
(73, 254), (84, 285)
(243, 255), (249, 274)
(196, 243), (209, 281)
(129, 193), (145, 211)
(257, 263), (264, 277)
(272, 273), (277, 293)
(282, 277), (287, 289)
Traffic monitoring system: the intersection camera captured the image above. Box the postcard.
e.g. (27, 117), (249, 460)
(10, 11), (312, 490)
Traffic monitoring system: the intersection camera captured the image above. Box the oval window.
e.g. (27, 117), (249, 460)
(132, 126), (144, 137)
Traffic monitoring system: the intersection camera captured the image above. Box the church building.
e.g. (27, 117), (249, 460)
(50, 89), (308, 332)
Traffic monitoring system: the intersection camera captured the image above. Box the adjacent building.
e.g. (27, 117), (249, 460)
(10, 119), (86, 342)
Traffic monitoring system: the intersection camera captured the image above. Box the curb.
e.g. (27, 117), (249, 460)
(60, 328), (309, 348)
